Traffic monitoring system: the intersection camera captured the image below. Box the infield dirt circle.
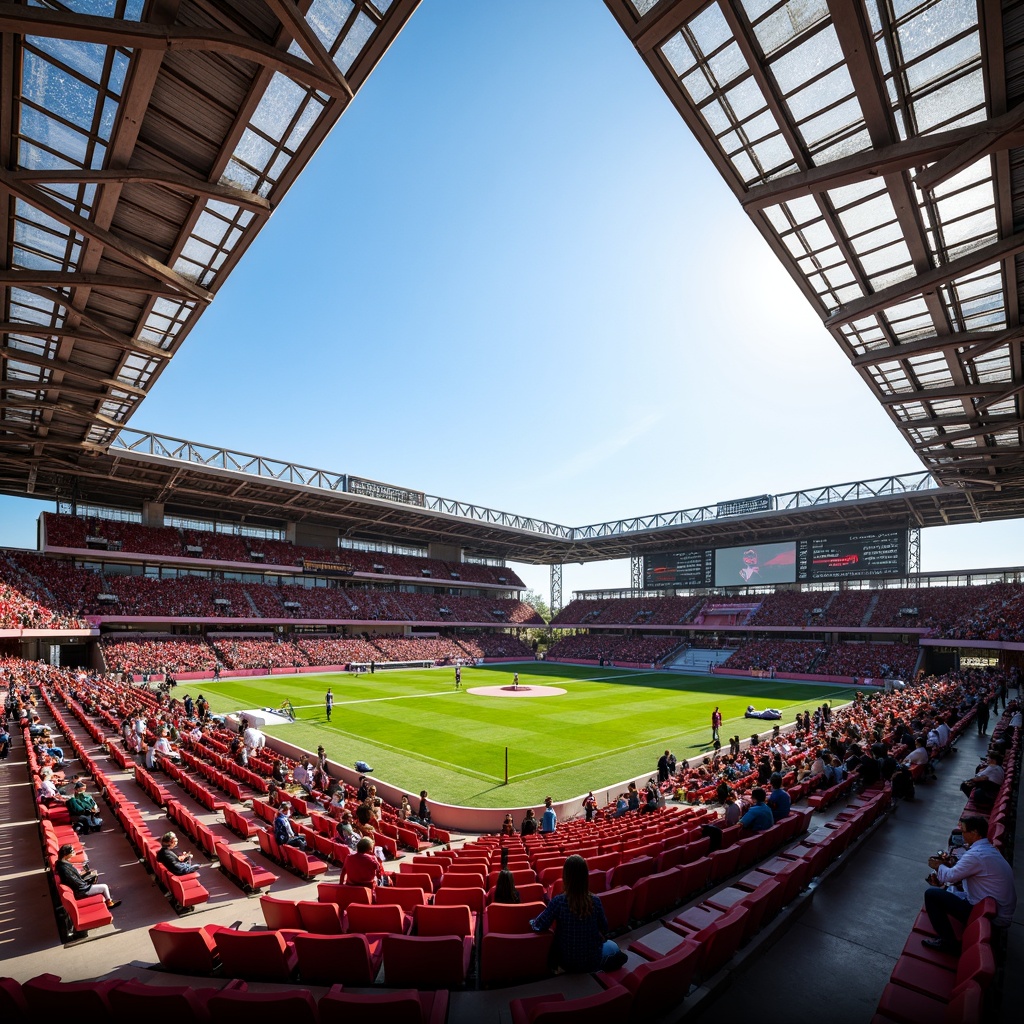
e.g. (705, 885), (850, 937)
(466, 684), (567, 698)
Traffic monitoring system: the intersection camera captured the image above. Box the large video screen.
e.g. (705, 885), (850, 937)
(644, 550), (713, 589)
(797, 530), (906, 581)
(714, 541), (796, 587)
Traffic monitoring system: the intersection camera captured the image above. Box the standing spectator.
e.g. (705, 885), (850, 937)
(657, 750), (671, 783)
(540, 796), (557, 833)
(324, 687), (333, 722)
(711, 706), (722, 743)
(583, 791), (597, 823)
(976, 698), (990, 736)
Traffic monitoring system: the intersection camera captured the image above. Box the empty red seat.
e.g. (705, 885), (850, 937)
(596, 938), (701, 1019)
(297, 899), (344, 934)
(479, 931), (555, 987)
(376, 886), (427, 913)
(345, 901), (413, 937)
(205, 983), (317, 1024)
(149, 922), (231, 974)
(317, 881), (373, 911)
(510, 983), (633, 1024)
(260, 893), (303, 931)
(108, 979), (216, 1022)
(318, 985), (448, 1024)
(483, 900), (546, 935)
(214, 929), (298, 983)
(415, 902), (476, 938)
(294, 932), (383, 985)
(383, 934), (474, 988)
(433, 886), (486, 914)
(23, 974), (122, 1015)
(596, 886), (633, 933)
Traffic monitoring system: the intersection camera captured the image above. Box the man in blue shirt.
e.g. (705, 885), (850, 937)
(540, 796), (557, 833)
(740, 787), (774, 832)
(766, 772), (791, 821)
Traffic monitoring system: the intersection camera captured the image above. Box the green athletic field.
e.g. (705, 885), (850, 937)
(198, 663), (858, 808)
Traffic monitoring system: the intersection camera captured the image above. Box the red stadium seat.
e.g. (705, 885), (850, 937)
(318, 985), (448, 1024)
(382, 934), (474, 988)
(510, 984), (634, 1024)
(294, 932), (384, 985)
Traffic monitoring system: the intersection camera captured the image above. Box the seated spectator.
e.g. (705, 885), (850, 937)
(342, 836), (388, 888)
(157, 831), (198, 875)
(924, 815), (1017, 952)
(740, 787), (773, 832)
(529, 855), (627, 972)
(766, 773), (791, 821)
(56, 843), (120, 910)
(493, 869), (521, 904)
(520, 808), (538, 835)
(960, 753), (1004, 810)
(65, 780), (103, 833)
(273, 803), (306, 849)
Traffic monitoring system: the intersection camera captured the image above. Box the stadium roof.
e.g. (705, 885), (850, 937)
(605, 0), (1024, 493)
(2, 0), (1024, 566)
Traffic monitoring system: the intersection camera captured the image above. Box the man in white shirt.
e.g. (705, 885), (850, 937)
(924, 815), (1016, 951)
(902, 738), (930, 769)
(935, 719), (951, 748)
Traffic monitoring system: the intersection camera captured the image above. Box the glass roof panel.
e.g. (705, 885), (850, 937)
(912, 69), (985, 133)
(897, 0), (977, 64)
(787, 64), (856, 122)
(770, 24), (844, 94)
(306, 0), (356, 49)
(748, 0), (830, 56)
(335, 11), (376, 75)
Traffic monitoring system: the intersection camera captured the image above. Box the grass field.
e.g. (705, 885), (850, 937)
(199, 663), (859, 808)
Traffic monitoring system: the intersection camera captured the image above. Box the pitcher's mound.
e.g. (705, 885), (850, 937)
(466, 684), (566, 698)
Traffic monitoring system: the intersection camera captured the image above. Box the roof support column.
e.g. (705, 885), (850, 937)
(550, 563), (562, 618)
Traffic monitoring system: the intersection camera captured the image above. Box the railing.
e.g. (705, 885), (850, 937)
(110, 429), (943, 546)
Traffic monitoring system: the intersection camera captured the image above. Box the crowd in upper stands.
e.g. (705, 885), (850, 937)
(549, 583), (1024, 641)
(0, 550), (542, 627)
(42, 513), (524, 588)
(545, 633), (681, 664)
(99, 630), (535, 675)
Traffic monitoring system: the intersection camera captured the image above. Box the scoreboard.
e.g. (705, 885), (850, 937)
(644, 549), (713, 589)
(644, 528), (907, 589)
(796, 530), (906, 581)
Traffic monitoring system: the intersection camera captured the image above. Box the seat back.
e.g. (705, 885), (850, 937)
(297, 899), (344, 934)
(346, 902), (407, 935)
(215, 930), (295, 983)
(317, 881), (372, 910)
(440, 871), (485, 890)
(608, 855), (656, 890)
(294, 932), (378, 986)
(695, 904), (749, 978)
(479, 931), (555, 987)
(517, 984), (634, 1024)
(148, 922), (218, 974)
(318, 987), (444, 1024)
(596, 886), (633, 933)
(260, 894), (302, 930)
(383, 934), (471, 988)
(392, 871), (435, 892)
(206, 988), (317, 1024)
(108, 980), (209, 1022)
(484, 900), (546, 935)
(435, 886), (486, 913)
(376, 886), (426, 912)
(626, 939), (701, 1018)
(23, 974), (121, 1015)
(416, 903), (473, 938)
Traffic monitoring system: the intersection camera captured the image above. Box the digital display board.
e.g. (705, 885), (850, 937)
(796, 530), (906, 582)
(644, 550), (713, 589)
(714, 541), (796, 587)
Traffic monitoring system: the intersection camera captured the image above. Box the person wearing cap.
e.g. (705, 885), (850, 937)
(65, 780), (103, 833)
(157, 831), (198, 875)
(55, 844), (120, 909)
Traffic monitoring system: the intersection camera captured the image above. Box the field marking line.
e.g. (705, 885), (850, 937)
(305, 721), (504, 784)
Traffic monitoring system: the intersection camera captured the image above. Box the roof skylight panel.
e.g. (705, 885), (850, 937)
(971, 351), (1012, 385)
(8, 288), (63, 329)
(630, 0), (664, 15)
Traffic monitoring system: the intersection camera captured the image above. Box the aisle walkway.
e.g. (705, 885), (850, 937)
(690, 728), (1001, 1024)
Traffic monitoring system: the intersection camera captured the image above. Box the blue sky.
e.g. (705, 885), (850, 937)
(3, 1), (1023, 599)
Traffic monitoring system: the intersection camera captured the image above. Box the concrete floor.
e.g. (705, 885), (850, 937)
(1, 691), (1019, 1023)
